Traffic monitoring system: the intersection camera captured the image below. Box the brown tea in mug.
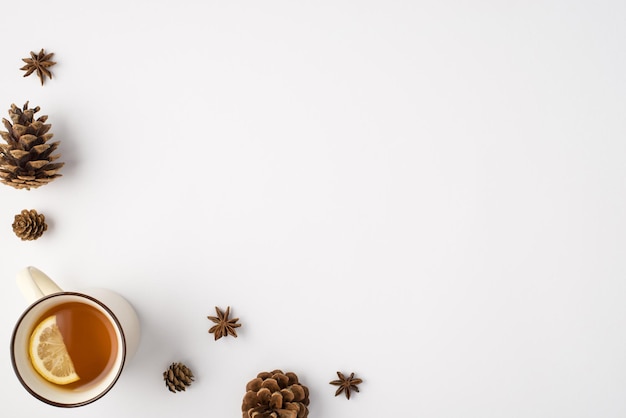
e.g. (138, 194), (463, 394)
(30, 301), (118, 389)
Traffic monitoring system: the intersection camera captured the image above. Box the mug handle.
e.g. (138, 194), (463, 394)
(17, 266), (64, 304)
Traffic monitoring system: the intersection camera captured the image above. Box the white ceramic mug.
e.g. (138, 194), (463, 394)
(11, 266), (140, 407)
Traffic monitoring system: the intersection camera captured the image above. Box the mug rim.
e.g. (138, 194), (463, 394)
(10, 291), (127, 408)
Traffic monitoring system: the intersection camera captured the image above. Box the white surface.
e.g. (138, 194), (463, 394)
(1, 1), (625, 417)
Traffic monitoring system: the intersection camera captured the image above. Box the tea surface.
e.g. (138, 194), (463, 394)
(34, 301), (118, 389)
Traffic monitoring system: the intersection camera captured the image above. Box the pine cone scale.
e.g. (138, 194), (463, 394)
(26, 160), (49, 170)
(32, 144), (50, 153)
(277, 410), (297, 418)
(9, 149), (29, 160)
(29, 145), (48, 155)
(20, 133), (39, 145)
(11, 123), (26, 133)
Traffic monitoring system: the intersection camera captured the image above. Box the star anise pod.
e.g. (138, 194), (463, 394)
(330, 371), (363, 400)
(20, 49), (56, 85)
(207, 306), (241, 340)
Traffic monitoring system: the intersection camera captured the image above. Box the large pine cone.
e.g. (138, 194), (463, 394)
(0, 102), (64, 190)
(242, 370), (310, 418)
(163, 362), (194, 393)
(12, 209), (47, 240)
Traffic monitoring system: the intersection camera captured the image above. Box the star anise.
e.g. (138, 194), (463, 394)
(207, 306), (241, 340)
(20, 48), (56, 85)
(330, 371), (363, 400)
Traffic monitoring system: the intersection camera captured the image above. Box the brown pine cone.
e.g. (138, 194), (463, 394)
(12, 209), (47, 240)
(242, 370), (310, 418)
(163, 362), (194, 393)
(0, 102), (64, 190)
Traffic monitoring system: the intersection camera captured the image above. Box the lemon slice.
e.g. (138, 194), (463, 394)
(29, 315), (80, 385)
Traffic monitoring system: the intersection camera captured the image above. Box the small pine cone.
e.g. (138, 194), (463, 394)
(12, 209), (47, 240)
(163, 362), (194, 393)
(242, 370), (310, 418)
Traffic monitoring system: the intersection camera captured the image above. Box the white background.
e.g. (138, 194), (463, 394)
(1, 1), (625, 417)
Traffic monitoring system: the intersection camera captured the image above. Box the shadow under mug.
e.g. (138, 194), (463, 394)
(11, 266), (140, 407)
